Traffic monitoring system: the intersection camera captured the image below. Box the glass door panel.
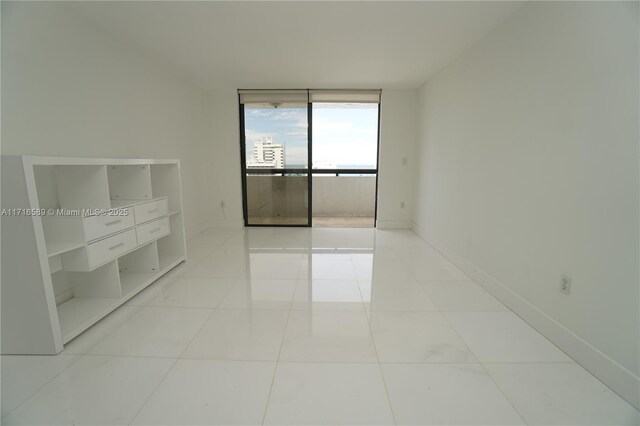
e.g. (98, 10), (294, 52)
(242, 102), (310, 226)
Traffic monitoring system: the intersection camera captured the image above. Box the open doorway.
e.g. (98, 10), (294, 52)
(239, 90), (380, 228)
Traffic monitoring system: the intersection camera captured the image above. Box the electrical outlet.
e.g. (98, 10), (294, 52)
(220, 200), (225, 208)
(400, 201), (405, 209)
(560, 274), (572, 295)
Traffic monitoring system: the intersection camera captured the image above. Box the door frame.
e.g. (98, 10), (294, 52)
(238, 93), (381, 228)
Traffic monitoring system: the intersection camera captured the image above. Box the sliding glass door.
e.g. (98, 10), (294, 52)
(240, 90), (311, 226)
(239, 89), (381, 227)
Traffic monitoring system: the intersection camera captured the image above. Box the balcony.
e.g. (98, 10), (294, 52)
(246, 174), (376, 227)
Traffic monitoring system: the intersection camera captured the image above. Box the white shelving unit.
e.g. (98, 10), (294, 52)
(1, 156), (187, 354)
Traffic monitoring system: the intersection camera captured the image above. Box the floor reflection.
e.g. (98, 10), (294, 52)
(241, 245), (375, 308)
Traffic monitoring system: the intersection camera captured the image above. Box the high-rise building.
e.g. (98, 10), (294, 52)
(247, 137), (285, 168)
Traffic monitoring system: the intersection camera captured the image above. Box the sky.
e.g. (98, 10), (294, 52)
(244, 103), (378, 168)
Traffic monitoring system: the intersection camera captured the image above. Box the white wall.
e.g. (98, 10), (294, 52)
(2, 2), (215, 236)
(413, 1), (639, 408)
(376, 89), (418, 229)
(208, 89), (244, 227)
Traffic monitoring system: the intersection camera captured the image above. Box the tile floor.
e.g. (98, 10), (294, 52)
(2, 227), (638, 425)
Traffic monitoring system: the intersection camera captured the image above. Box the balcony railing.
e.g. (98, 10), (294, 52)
(245, 170), (376, 219)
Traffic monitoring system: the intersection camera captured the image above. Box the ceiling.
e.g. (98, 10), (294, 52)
(70, 1), (522, 91)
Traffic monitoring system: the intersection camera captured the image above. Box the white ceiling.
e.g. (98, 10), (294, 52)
(71, 1), (522, 91)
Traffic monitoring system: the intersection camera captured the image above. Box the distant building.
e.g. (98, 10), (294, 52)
(247, 137), (285, 169)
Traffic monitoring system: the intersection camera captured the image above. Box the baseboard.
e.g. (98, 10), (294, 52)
(186, 219), (244, 240)
(210, 219), (244, 229)
(186, 220), (213, 240)
(376, 220), (412, 230)
(412, 222), (640, 410)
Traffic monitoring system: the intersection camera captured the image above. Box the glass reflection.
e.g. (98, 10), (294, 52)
(242, 243), (375, 307)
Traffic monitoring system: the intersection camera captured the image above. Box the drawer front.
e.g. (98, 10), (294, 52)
(87, 229), (137, 268)
(83, 208), (134, 241)
(136, 217), (170, 246)
(134, 199), (168, 224)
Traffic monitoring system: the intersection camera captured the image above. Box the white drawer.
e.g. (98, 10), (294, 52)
(136, 217), (170, 246)
(134, 198), (168, 224)
(87, 229), (137, 269)
(83, 208), (134, 241)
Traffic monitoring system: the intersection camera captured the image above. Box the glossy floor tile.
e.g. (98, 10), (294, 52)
(62, 305), (141, 354)
(299, 258), (358, 280)
(3, 227), (637, 425)
(209, 243), (254, 259)
(264, 363), (394, 425)
(184, 257), (249, 279)
(88, 306), (211, 358)
(382, 363), (525, 425)
(280, 310), (378, 362)
(219, 278), (296, 310)
(185, 242), (219, 259)
(3, 356), (174, 425)
(291, 279), (365, 311)
(445, 311), (572, 362)
(485, 363), (640, 425)
(182, 309), (289, 361)
(147, 277), (236, 309)
(132, 360), (275, 425)
(421, 280), (507, 311)
(0, 355), (78, 418)
(243, 257), (303, 279)
(354, 259), (414, 281)
(188, 230), (233, 246)
(370, 311), (476, 363)
(360, 279), (438, 312)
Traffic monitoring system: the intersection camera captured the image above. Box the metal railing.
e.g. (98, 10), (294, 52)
(246, 168), (377, 176)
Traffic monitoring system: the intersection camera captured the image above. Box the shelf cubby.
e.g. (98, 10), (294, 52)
(107, 164), (153, 202)
(57, 297), (123, 344)
(53, 260), (123, 342)
(151, 163), (182, 215)
(55, 165), (111, 210)
(118, 242), (159, 297)
(46, 241), (86, 258)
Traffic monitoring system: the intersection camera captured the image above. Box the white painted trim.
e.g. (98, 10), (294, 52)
(376, 220), (412, 230)
(186, 219), (244, 241)
(210, 220), (244, 229)
(186, 220), (213, 240)
(412, 222), (640, 411)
